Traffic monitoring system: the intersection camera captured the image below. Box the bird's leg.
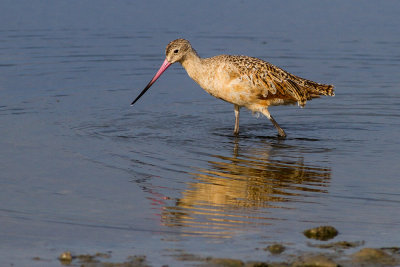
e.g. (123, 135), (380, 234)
(233, 104), (240, 135)
(261, 109), (286, 137)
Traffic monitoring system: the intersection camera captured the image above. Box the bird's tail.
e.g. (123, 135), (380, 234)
(305, 81), (335, 97)
(286, 78), (335, 107)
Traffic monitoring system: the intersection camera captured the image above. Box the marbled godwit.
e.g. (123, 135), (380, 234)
(131, 39), (334, 137)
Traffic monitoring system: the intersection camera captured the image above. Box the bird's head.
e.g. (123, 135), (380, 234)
(165, 38), (193, 64)
(131, 38), (194, 106)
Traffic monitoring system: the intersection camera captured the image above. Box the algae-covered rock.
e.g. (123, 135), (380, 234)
(58, 251), (72, 265)
(303, 226), (338, 241)
(265, 244), (285, 254)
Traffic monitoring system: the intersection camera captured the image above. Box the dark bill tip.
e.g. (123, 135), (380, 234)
(131, 59), (172, 106)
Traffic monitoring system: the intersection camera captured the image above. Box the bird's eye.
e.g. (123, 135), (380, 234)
(174, 49), (179, 54)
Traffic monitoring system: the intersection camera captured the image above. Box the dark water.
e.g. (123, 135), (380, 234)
(1, 1), (400, 266)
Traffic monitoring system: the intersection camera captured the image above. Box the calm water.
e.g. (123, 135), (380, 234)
(1, 1), (400, 266)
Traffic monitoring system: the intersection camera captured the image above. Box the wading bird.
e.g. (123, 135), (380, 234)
(131, 39), (334, 137)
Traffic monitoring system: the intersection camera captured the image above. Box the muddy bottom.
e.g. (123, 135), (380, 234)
(49, 246), (400, 267)
(32, 226), (400, 267)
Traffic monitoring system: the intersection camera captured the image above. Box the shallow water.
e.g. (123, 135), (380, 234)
(1, 1), (400, 266)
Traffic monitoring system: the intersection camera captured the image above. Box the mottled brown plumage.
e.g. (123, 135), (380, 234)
(132, 39), (334, 137)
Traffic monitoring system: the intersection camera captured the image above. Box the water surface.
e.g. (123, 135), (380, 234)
(1, 1), (400, 266)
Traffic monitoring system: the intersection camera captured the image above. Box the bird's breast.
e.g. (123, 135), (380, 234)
(185, 61), (255, 106)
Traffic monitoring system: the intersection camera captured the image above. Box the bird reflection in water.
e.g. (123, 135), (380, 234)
(161, 139), (331, 237)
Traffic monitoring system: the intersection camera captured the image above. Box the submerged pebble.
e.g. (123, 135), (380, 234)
(352, 248), (398, 265)
(207, 257), (244, 267)
(292, 254), (338, 267)
(307, 240), (363, 250)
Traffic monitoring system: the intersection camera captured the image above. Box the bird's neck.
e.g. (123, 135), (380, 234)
(180, 50), (205, 83)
